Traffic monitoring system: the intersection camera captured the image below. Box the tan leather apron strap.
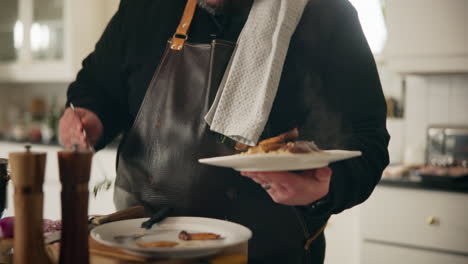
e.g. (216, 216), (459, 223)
(304, 222), (327, 250)
(170, 0), (198, 51)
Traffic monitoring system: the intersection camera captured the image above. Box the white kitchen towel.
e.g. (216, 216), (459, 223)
(205, 0), (309, 146)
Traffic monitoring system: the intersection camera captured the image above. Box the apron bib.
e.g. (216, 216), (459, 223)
(115, 1), (324, 262)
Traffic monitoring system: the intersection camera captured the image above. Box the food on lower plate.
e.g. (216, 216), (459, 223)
(178, 230), (221, 241)
(136, 241), (179, 248)
(237, 128), (321, 155)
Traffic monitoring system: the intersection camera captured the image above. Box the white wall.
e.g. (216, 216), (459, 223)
(103, 0), (120, 20)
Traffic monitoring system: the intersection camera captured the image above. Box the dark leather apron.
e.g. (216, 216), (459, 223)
(115, 1), (325, 263)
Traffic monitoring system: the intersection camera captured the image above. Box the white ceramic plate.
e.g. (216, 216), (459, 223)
(91, 217), (252, 259)
(199, 150), (362, 172)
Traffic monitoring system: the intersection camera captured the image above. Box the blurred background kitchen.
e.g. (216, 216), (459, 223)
(0, 0), (467, 263)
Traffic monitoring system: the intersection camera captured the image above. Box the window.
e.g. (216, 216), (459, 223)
(349, 0), (387, 55)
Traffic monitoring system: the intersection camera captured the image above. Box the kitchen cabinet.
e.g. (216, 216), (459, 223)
(0, 0), (19, 62)
(361, 186), (468, 263)
(383, 0), (468, 73)
(0, 142), (117, 219)
(362, 242), (468, 264)
(324, 207), (361, 264)
(0, 0), (119, 82)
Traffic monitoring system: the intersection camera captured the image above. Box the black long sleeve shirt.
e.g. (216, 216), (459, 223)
(68, 0), (390, 216)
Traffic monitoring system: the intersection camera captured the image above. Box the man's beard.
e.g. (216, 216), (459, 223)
(197, 0), (229, 15)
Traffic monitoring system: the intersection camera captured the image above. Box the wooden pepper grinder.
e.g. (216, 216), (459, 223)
(58, 147), (93, 264)
(9, 145), (50, 264)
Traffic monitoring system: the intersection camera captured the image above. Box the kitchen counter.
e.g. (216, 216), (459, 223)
(379, 177), (468, 194)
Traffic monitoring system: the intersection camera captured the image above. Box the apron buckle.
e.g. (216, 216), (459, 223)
(170, 34), (188, 51)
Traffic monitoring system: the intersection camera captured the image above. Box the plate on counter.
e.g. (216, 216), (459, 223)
(91, 217), (252, 259)
(199, 150), (362, 172)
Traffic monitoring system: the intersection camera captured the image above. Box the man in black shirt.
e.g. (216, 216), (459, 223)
(59, 0), (389, 263)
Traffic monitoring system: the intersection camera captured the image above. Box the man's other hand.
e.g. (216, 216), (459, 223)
(59, 107), (103, 149)
(241, 167), (332, 206)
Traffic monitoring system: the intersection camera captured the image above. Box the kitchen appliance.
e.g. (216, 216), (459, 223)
(426, 126), (468, 166)
(421, 126), (468, 190)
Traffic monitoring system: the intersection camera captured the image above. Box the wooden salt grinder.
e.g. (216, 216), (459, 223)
(9, 146), (50, 264)
(58, 148), (93, 264)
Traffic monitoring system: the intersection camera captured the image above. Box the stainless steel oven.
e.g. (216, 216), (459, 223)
(426, 126), (468, 166)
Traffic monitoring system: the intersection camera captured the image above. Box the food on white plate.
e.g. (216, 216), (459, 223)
(178, 230), (221, 241)
(236, 128), (321, 155)
(136, 241), (179, 248)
